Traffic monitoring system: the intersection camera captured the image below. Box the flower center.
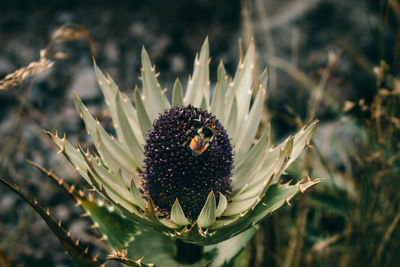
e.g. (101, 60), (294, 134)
(142, 106), (233, 220)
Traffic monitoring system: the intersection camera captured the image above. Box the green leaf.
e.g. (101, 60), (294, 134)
(197, 191), (217, 228)
(119, 228), (254, 267)
(233, 125), (270, 183)
(93, 62), (123, 141)
(232, 120), (318, 194)
(225, 40), (255, 133)
(230, 138), (282, 193)
(172, 78), (184, 106)
(226, 96), (238, 138)
(93, 62), (146, 146)
(135, 86), (153, 138)
(93, 64), (145, 145)
(222, 196), (258, 217)
(47, 131), (92, 184)
(77, 148), (139, 213)
(260, 67), (269, 93)
(81, 149), (130, 197)
(94, 126), (137, 182)
(184, 38), (210, 107)
(287, 120), (319, 166)
(29, 161), (139, 249)
(0, 176), (104, 267)
(234, 86), (266, 156)
(85, 170), (158, 231)
(204, 228), (255, 266)
(215, 193), (228, 218)
(140, 47), (170, 121)
(73, 93), (139, 173)
(117, 230), (213, 267)
(81, 197), (138, 249)
(200, 96), (208, 110)
(178, 179), (321, 245)
(247, 136), (294, 195)
(107, 254), (150, 267)
(171, 199), (190, 226)
(130, 179), (147, 211)
(115, 91), (145, 165)
(118, 91), (146, 145)
(229, 179), (321, 233)
(211, 61), (228, 123)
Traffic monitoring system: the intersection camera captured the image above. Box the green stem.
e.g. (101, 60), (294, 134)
(175, 239), (203, 264)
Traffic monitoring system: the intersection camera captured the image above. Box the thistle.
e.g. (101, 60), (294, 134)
(47, 39), (320, 266)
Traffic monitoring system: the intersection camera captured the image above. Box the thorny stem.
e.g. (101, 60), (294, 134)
(175, 239), (203, 264)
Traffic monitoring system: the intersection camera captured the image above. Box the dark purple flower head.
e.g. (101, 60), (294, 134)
(142, 105), (233, 220)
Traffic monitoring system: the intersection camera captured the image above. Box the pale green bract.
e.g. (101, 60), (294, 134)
(50, 38), (320, 266)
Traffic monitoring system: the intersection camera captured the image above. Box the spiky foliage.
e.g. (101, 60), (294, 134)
(0, 175), (105, 267)
(42, 39), (320, 266)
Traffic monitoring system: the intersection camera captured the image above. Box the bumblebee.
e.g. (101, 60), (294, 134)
(189, 126), (214, 155)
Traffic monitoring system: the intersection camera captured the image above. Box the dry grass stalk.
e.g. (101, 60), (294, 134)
(0, 50), (54, 91)
(0, 23), (96, 91)
(374, 211), (400, 265)
(49, 23), (96, 56)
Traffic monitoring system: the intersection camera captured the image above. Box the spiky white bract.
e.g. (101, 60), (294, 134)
(50, 38), (320, 247)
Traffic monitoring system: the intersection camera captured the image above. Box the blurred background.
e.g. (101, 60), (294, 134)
(0, 0), (399, 266)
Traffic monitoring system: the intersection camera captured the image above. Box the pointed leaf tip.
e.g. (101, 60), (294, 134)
(197, 191), (216, 228)
(140, 47), (170, 120)
(184, 38), (210, 107)
(170, 198), (190, 226)
(172, 78), (184, 107)
(216, 193), (228, 217)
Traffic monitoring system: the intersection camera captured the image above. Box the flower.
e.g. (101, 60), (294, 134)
(49, 38), (319, 264)
(142, 105), (233, 220)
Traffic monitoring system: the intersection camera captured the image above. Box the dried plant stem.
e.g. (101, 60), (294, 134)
(307, 52), (339, 122)
(0, 23), (95, 91)
(293, 203), (309, 267)
(241, 0), (254, 48)
(269, 56), (316, 90)
(336, 34), (375, 77)
(339, 221), (352, 267)
(283, 198), (310, 267)
(374, 210), (400, 265)
(255, 0), (277, 93)
(241, 0), (261, 92)
(0, 50), (54, 91)
(282, 226), (297, 267)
